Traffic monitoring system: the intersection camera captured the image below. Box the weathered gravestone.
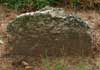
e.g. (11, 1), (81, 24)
(7, 7), (91, 57)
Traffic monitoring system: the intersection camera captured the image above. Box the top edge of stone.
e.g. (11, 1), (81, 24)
(15, 6), (90, 29)
(17, 6), (77, 19)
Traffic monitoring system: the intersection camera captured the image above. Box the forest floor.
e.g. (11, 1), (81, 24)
(0, 5), (100, 70)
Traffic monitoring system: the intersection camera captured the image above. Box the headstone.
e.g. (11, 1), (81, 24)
(7, 7), (91, 57)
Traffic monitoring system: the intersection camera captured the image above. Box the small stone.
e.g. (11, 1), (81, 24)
(22, 61), (29, 66)
(0, 40), (4, 44)
(25, 66), (33, 70)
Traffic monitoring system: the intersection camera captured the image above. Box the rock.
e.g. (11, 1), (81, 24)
(0, 36), (4, 44)
(0, 40), (3, 44)
(7, 7), (91, 57)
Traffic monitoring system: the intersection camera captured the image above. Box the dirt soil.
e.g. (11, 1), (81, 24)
(0, 5), (100, 70)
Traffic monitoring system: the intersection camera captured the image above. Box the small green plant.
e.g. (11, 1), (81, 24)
(72, 0), (79, 8)
(55, 64), (63, 70)
(43, 49), (50, 70)
(78, 63), (85, 70)
(33, 0), (49, 9)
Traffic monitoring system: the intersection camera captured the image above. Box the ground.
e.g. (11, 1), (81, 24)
(0, 5), (100, 70)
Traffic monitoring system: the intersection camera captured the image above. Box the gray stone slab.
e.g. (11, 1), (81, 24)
(7, 7), (91, 57)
